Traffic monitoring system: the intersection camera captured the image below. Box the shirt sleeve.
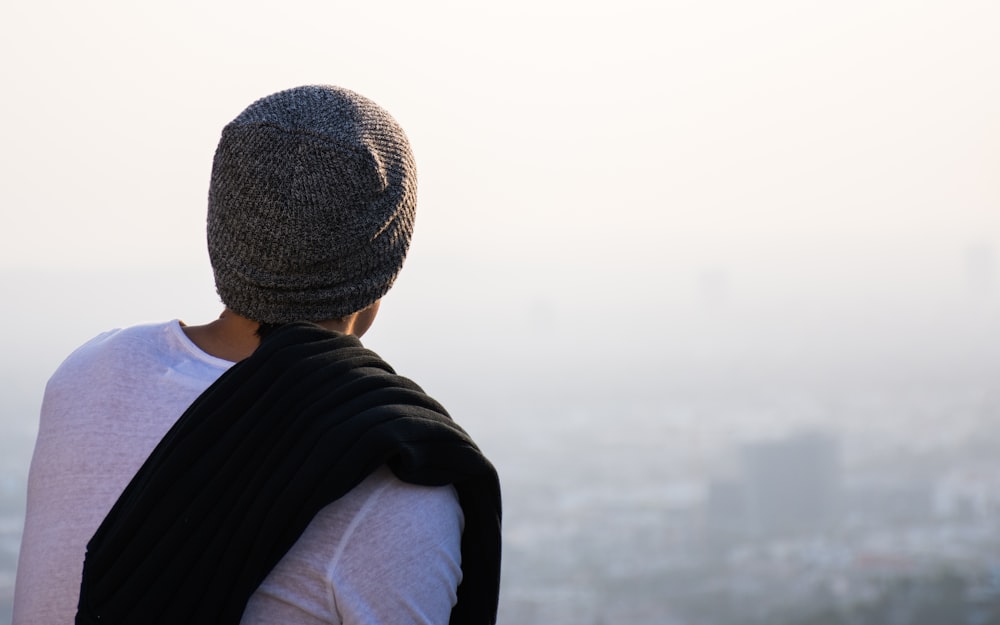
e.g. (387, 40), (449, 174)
(241, 466), (464, 625)
(327, 473), (465, 625)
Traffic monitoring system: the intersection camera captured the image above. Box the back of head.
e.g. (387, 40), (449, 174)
(207, 85), (417, 324)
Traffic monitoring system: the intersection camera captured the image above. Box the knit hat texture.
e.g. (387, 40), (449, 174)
(207, 85), (417, 323)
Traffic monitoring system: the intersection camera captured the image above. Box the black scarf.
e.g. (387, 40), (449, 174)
(76, 322), (501, 625)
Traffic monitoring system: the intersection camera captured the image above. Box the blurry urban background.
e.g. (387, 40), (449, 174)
(2, 1), (1000, 624)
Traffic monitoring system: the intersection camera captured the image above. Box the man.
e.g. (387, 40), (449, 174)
(13, 85), (501, 625)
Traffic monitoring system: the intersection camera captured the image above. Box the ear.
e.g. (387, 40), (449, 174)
(350, 300), (381, 338)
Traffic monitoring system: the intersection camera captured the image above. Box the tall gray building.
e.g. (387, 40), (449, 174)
(741, 431), (840, 537)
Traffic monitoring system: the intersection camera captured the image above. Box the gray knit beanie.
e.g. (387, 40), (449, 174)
(207, 85), (417, 323)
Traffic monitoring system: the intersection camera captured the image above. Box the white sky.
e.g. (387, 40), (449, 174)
(2, 0), (997, 266)
(1, 0), (999, 393)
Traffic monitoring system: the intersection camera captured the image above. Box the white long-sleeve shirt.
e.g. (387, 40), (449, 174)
(13, 320), (463, 625)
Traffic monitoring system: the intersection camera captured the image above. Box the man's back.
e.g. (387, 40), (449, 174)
(13, 321), (464, 625)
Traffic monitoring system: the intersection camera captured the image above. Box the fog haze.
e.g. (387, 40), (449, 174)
(2, 0), (1000, 623)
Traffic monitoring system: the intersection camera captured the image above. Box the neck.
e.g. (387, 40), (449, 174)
(181, 307), (376, 363)
(181, 309), (261, 363)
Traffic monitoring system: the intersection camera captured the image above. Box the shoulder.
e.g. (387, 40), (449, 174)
(46, 320), (230, 395)
(52, 320), (216, 370)
(49, 321), (168, 379)
(40, 320), (232, 435)
(344, 465), (464, 525)
(332, 467), (464, 565)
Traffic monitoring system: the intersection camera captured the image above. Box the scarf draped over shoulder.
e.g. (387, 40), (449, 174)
(75, 322), (502, 625)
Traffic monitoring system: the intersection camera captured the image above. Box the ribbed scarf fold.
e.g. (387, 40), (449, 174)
(75, 322), (501, 625)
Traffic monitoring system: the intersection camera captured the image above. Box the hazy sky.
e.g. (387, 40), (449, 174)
(2, 0), (999, 399)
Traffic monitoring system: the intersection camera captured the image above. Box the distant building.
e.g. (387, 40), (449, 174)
(740, 431), (840, 537)
(705, 478), (747, 545)
(933, 465), (1000, 520)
